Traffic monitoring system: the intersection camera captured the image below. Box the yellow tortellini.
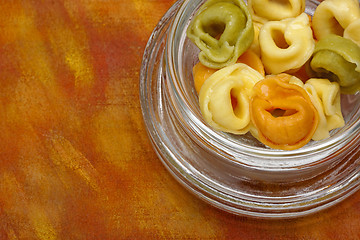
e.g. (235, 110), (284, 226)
(247, 0), (305, 23)
(344, 18), (360, 46)
(287, 77), (345, 140)
(249, 21), (263, 57)
(312, 0), (360, 40)
(187, 0), (254, 69)
(303, 79), (344, 141)
(259, 13), (315, 74)
(199, 63), (263, 134)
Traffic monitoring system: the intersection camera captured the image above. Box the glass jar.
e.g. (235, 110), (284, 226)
(140, 0), (360, 218)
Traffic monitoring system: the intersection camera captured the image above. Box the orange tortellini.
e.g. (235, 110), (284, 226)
(259, 13), (315, 74)
(249, 74), (319, 150)
(199, 63), (263, 134)
(247, 0), (305, 23)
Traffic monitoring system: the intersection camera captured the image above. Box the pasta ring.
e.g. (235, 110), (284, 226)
(247, 0), (305, 23)
(187, 0), (254, 69)
(312, 0), (360, 40)
(259, 13), (315, 74)
(307, 34), (360, 94)
(199, 63), (263, 134)
(250, 74), (319, 150)
(303, 79), (344, 141)
(344, 18), (360, 46)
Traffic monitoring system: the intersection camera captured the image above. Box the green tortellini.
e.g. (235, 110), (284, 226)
(187, 0), (254, 69)
(307, 34), (360, 94)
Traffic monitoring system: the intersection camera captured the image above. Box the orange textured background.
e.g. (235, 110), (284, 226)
(1, 0), (360, 239)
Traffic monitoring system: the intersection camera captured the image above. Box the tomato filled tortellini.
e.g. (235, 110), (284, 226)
(303, 79), (344, 141)
(186, 0), (254, 69)
(250, 74), (319, 150)
(199, 63), (263, 135)
(192, 62), (218, 94)
(312, 0), (360, 40)
(247, 0), (305, 23)
(259, 13), (315, 74)
(307, 34), (360, 94)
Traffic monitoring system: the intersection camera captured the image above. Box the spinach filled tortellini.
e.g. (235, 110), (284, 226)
(187, 0), (254, 69)
(259, 13), (315, 74)
(199, 63), (263, 134)
(312, 0), (360, 40)
(247, 0), (305, 23)
(303, 79), (344, 141)
(307, 34), (360, 94)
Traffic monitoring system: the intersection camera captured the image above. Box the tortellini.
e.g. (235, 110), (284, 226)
(250, 74), (319, 150)
(199, 63), (263, 134)
(186, 0), (355, 150)
(307, 34), (360, 94)
(344, 18), (360, 46)
(287, 77), (345, 140)
(187, 0), (254, 69)
(259, 13), (315, 74)
(247, 0), (305, 23)
(303, 79), (344, 141)
(249, 21), (262, 57)
(312, 0), (360, 40)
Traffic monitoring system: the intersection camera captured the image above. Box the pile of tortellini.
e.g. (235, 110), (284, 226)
(186, 0), (360, 150)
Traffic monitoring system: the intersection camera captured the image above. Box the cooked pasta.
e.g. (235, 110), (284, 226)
(259, 13), (315, 74)
(307, 34), (360, 94)
(250, 74), (319, 150)
(199, 63), (263, 134)
(247, 0), (305, 23)
(186, 0), (254, 69)
(344, 18), (360, 46)
(312, 0), (360, 40)
(303, 79), (344, 141)
(249, 21), (262, 57)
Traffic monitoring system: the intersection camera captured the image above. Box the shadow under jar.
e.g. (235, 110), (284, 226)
(140, 0), (360, 218)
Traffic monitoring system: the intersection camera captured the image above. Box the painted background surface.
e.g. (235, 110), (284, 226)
(1, 0), (360, 239)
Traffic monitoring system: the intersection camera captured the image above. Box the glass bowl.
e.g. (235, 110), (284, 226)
(140, 0), (360, 218)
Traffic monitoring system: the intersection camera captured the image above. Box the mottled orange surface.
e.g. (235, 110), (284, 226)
(1, 0), (360, 239)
